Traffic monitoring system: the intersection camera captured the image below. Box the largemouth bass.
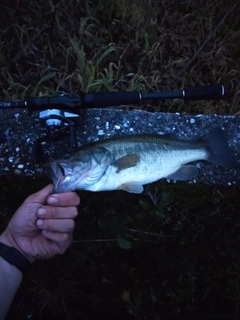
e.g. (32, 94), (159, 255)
(47, 128), (237, 194)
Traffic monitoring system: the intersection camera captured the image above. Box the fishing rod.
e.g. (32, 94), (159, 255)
(0, 84), (227, 161)
(0, 84), (226, 111)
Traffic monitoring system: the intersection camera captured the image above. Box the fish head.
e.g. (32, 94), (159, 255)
(46, 146), (112, 193)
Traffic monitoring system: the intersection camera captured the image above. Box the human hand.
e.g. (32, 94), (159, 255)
(0, 184), (80, 263)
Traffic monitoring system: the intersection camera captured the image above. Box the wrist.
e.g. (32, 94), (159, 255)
(0, 232), (15, 247)
(0, 231), (35, 264)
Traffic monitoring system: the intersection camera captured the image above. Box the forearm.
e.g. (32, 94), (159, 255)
(0, 256), (23, 319)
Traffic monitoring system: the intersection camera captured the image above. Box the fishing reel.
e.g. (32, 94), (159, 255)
(32, 93), (82, 162)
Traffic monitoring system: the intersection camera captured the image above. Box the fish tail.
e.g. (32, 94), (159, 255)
(203, 128), (237, 167)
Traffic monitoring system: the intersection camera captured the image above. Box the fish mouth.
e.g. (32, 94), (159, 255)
(46, 160), (93, 193)
(46, 162), (63, 184)
(45, 162), (69, 193)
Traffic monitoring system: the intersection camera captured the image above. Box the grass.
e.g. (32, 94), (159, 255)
(1, 0), (240, 319)
(1, 0), (240, 112)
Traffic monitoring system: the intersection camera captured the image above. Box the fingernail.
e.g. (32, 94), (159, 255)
(37, 219), (43, 227)
(37, 208), (46, 216)
(48, 196), (57, 204)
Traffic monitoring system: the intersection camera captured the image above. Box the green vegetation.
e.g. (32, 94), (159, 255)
(0, 0), (240, 319)
(1, 0), (240, 113)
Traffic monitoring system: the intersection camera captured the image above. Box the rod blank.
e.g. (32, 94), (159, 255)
(0, 84), (228, 111)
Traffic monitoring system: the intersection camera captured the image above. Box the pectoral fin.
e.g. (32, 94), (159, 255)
(120, 182), (144, 194)
(113, 154), (140, 173)
(166, 165), (198, 181)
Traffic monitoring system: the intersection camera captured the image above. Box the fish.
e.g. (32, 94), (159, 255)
(47, 128), (237, 194)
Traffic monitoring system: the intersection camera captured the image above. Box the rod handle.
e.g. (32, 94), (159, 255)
(184, 84), (228, 100)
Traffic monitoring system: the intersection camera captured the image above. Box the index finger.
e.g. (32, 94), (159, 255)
(47, 192), (80, 207)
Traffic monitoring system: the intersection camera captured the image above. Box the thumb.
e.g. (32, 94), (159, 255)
(24, 184), (54, 204)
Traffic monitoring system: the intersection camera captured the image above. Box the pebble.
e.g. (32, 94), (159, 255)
(14, 169), (22, 175)
(16, 147), (20, 152)
(17, 164), (24, 169)
(190, 118), (195, 124)
(8, 156), (14, 163)
(114, 125), (121, 130)
(97, 130), (105, 136)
